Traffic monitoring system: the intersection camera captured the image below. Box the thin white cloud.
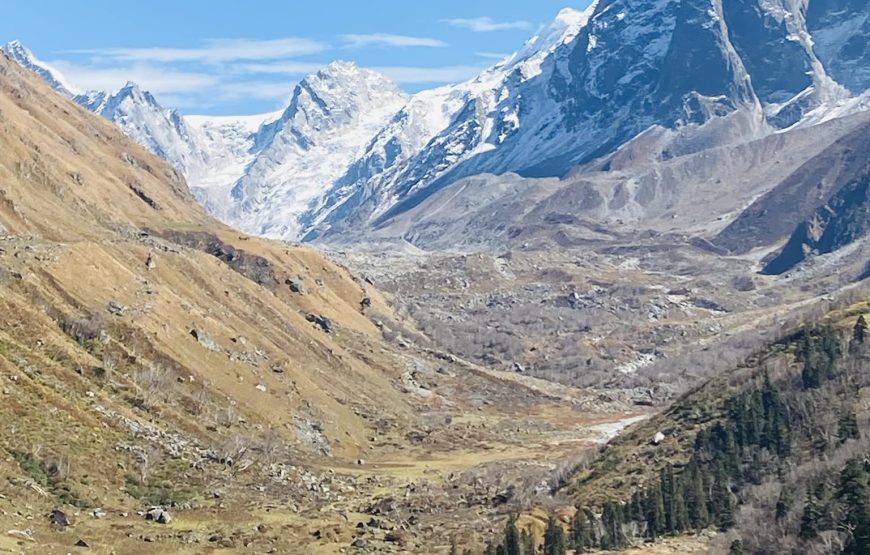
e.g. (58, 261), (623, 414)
(236, 61), (327, 76)
(341, 33), (447, 48)
(241, 59), (484, 85)
(442, 17), (531, 32)
(475, 51), (510, 60)
(372, 65), (485, 84)
(66, 38), (327, 64)
(48, 60), (219, 94)
(212, 81), (296, 102)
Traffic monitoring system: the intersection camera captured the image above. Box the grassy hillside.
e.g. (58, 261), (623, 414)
(475, 293), (870, 555)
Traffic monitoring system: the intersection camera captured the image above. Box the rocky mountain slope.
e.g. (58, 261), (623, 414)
(7, 0), (870, 268)
(763, 165), (870, 275)
(308, 0), (870, 242)
(0, 51), (656, 553)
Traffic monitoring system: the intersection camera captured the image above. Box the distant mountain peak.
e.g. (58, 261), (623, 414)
(1, 40), (80, 97)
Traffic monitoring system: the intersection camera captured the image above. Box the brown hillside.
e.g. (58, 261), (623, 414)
(0, 50), (642, 554)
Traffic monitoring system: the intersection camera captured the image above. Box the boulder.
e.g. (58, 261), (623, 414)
(305, 314), (335, 334)
(49, 509), (71, 527)
(190, 328), (220, 352)
(286, 277), (305, 294)
(144, 507), (172, 524)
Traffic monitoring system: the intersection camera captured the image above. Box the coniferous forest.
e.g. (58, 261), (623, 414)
(471, 318), (870, 555)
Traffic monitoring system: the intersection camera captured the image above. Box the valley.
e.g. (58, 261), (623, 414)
(2, 0), (870, 553)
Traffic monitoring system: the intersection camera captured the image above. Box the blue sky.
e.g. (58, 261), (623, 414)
(2, 1), (592, 115)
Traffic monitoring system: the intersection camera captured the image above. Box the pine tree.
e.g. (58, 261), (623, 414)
(672, 473), (690, 532)
(728, 539), (744, 555)
(586, 509), (599, 549)
(775, 488), (792, 522)
(799, 490), (820, 540)
(799, 327), (841, 389)
(484, 543), (497, 555)
(684, 463), (710, 530)
(520, 528), (534, 555)
(644, 483), (665, 539)
(853, 315), (867, 345)
(838, 407), (860, 443)
(659, 465), (689, 534)
(570, 507), (593, 552)
(711, 463), (735, 531)
(543, 516), (567, 555)
(600, 501), (625, 550)
(839, 458), (870, 555)
(503, 515), (521, 555)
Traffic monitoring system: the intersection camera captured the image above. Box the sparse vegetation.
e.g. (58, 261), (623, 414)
(479, 314), (870, 554)
(60, 311), (107, 346)
(12, 450), (86, 507)
(124, 475), (195, 507)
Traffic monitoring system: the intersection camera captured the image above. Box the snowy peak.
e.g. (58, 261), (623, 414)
(225, 62), (408, 239)
(86, 81), (163, 118)
(502, 3), (595, 70)
(283, 62), (405, 132)
(76, 80), (209, 177)
(1, 40), (79, 97)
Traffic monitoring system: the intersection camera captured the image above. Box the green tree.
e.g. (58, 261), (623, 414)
(503, 515), (521, 555)
(799, 327), (840, 389)
(839, 459), (870, 555)
(684, 463), (710, 530)
(570, 507), (593, 552)
(600, 501), (626, 550)
(853, 315), (867, 345)
(520, 528), (535, 555)
(711, 463), (735, 531)
(775, 488), (792, 522)
(543, 516), (567, 555)
(728, 539), (744, 555)
(644, 483), (665, 539)
(838, 408), (860, 443)
(799, 490), (820, 540)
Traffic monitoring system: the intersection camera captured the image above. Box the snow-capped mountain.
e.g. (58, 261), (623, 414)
(308, 0), (870, 240)
(1, 40), (79, 97)
(76, 82), (209, 177)
(0, 41), (215, 180)
(6, 0), (870, 247)
(302, 6), (594, 238)
(217, 62), (408, 239)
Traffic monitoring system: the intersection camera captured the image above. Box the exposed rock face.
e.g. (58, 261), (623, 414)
(145, 507), (172, 524)
(807, 0), (870, 94)
(764, 169), (870, 274)
(716, 120), (870, 254)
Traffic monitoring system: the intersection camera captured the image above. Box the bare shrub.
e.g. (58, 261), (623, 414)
(215, 402), (239, 428)
(133, 364), (175, 408)
(211, 434), (250, 467)
(60, 312), (107, 344)
(190, 386), (210, 416)
(259, 430), (287, 466)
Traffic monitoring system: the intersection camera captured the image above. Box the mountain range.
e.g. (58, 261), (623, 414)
(6, 0), (870, 274)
